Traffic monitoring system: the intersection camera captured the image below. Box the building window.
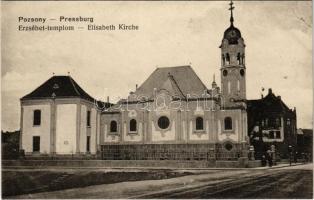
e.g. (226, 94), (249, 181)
(269, 131), (274, 139)
(222, 54), (225, 65)
(158, 116), (170, 129)
(275, 131), (281, 139)
(87, 111), (91, 127)
(110, 121), (117, 132)
(226, 53), (230, 65)
(32, 136), (40, 152)
(130, 119), (137, 132)
(224, 117), (232, 130)
(287, 118), (291, 126)
(276, 118), (280, 127)
(237, 53), (241, 64)
(33, 110), (41, 126)
(228, 81), (231, 94)
(265, 118), (268, 126)
(195, 117), (204, 131)
(86, 136), (90, 152)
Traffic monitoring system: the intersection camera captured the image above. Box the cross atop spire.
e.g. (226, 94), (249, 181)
(229, 0), (235, 26)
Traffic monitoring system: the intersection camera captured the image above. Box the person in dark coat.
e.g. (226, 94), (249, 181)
(261, 154), (267, 167)
(267, 150), (273, 167)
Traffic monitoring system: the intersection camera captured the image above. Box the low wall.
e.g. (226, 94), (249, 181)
(2, 159), (261, 168)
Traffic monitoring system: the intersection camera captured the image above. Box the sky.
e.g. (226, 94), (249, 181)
(1, 1), (312, 131)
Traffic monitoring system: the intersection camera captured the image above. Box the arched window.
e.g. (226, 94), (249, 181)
(237, 53), (241, 64)
(110, 121), (117, 132)
(242, 54), (245, 65)
(222, 54), (225, 65)
(33, 109), (41, 126)
(226, 53), (230, 65)
(130, 119), (137, 132)
(224, 117), (232, 130)
(196, 117), (204, 130)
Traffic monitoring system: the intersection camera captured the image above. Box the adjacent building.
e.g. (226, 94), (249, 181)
(247, 89), (297, 159)
(20, 76), (110, 155)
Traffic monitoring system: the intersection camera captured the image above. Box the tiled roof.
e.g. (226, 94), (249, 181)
(133, 66), (208, 99)
(21, 75), (96, 102)
(247, 89), (292, 113)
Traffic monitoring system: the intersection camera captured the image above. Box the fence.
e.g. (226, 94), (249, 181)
(101, 144), (247, 161)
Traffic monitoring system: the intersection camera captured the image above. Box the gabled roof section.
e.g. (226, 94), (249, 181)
(133, 66), (208, 99)
(21, 75), (96, 102)
(247, 89), (293, 113)
(159, 73), (186, 99)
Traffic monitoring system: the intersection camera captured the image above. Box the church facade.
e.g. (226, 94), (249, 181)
(20, 2), (252, 160)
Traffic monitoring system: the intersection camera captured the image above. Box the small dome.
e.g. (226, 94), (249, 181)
(223, 25), (242, 44)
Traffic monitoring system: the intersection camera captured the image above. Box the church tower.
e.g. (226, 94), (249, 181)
(220, 0), (246, 108)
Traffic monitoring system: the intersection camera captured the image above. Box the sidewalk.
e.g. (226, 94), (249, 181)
(3, 162), (311, 173)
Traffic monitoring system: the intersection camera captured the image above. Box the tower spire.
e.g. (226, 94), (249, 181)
(229, 0), (235, 26)
(212, 74), (217, 88)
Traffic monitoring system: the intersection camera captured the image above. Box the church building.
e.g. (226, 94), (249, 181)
(20, 1), (252, 161)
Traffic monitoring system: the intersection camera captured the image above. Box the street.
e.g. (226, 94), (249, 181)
(6, 163), (313, 199)
(135, 164), (313, 199)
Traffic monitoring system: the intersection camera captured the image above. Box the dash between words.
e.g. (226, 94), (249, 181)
(18, 17), (139, 30)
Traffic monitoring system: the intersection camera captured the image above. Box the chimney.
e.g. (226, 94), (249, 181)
(277, 96), (281, 100)
(268, 88), (272, 94)
(136, 84), (138, 90)
(107, 96), (110, 103)
(261, 94), (264, 99)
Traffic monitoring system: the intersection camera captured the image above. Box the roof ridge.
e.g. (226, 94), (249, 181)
(68, 76), (81, 96)
(168, 74), (186, 98)
(157, 65), (191, 69)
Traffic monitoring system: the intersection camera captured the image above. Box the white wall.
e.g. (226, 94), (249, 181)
(55, 104), (77, 154)
(217, 110), (240, 142)
(151, 121), (176, 142)
(22, 104), (51, 154)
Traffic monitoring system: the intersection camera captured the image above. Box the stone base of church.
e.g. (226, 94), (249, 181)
(101, 143), (250, 161)
(2, 159), (261, 168)
(20, 152), (98, 160)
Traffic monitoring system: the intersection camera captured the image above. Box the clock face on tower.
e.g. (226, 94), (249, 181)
(228, 30), (237, 37)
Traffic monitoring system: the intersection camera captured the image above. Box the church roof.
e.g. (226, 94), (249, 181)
(133, 66), (208, 99)
(21, 75), (96, 102)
